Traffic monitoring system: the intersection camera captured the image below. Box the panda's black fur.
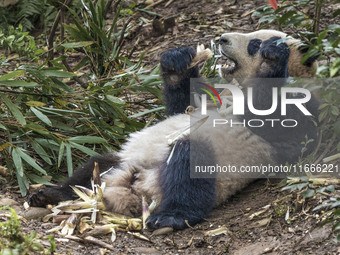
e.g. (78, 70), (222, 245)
(29, 33), (319, 230)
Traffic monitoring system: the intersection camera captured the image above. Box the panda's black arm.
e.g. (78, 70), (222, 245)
(146, 139), (216, 230)
(160, 47), (200, 116)
(28, 153), (120, 207)
(244, 37), (319, 164)
(245, 79), (319, 164)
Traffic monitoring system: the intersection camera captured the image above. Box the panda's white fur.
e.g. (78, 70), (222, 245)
(219, 30), (317, 79)
(102, 106), (275, 215)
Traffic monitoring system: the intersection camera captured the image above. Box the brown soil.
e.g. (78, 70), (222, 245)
(1, 179), (339, 254)
(1, 0), (340, 254)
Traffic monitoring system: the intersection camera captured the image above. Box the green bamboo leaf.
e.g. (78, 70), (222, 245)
(31, 107), (52, 126)
(0, 80), (37, 87)
(39, 107), (86, 115)
(65, 143), (73, 176)
(15, 148), (47, 175)
(17, 174), (28, 196)
(62, 41), (95, 48)
(69, 136), (107, 144)
(63, 24), (93, 41)
(0, 70), (26, 81)
(106, 95), (125, 105)
(302, 189), (315, 198)
(128, 106), (165, 118)
(0, 123), (7, 130)
(1, 95), (26, 125)
(69, 142), (99, 156)
(26, 101), (46, 107)
(58, 142), (65, 168)
(12, 148), (24, 177)
(27, 173), (53, 185)
(31, 140), (52, 165)
(41, 70), (76, 78)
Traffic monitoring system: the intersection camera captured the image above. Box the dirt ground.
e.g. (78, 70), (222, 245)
(1, 178), (339, 254)
(1, 0), (340, 254)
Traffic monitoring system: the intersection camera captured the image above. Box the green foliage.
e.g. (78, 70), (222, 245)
(253, 0), (314, 28)
(0, 206), (56, 254)
(0, 25), (44, 60)
(256, 0), (340, 243)
(200, 40), (221, 78)
(0, 0), (164, 196)
(62, 0), (130, 78)
(0, 0), (58, 32)
(0, 63), (163, 196)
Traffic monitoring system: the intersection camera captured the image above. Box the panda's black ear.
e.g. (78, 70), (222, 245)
(298, 44), (320, 67)
(247, 39), (262, 56)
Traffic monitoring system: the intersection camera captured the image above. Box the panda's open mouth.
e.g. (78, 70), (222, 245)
(218, 51), (239, 74)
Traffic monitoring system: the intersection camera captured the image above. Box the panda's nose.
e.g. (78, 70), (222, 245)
(219, 36), (230, 45)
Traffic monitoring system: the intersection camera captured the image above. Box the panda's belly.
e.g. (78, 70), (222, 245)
(119, 114), (190, 170)
(190, 109), (276, 205)
(103, 108), (276, 213)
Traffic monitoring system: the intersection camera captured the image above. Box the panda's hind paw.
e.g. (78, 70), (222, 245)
(160, 47), (196, 74)
(146, 211), (201, 230)
(28, 187), (74, 207)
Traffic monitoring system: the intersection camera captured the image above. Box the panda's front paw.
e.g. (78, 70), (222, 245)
(160, 47), (196, 74)
(146, 211), (201, 230)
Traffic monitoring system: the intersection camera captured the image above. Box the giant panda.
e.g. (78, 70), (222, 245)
(29, 30), (320, 230)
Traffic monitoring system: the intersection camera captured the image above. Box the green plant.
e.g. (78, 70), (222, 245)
(0, 62), (163, 196)
(0, 25), (44, 60)
(62, 0), (131, 78)
(255, 0), (340, 243)
(0, 206), (56, 254)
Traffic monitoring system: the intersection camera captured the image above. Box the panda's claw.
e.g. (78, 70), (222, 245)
(160, 47), (196, 74)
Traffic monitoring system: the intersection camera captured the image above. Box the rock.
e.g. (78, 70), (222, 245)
(0, 198), (19, 206)
(20, 207), (51, 220)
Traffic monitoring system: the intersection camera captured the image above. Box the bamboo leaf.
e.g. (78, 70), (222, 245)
(26, 101), (47, 107)
(0, 123), (7, 130)
(58, 142), (65, 168)
(15, 147), (47, 175)
(1, 95), (26, 125)
(17, 174), (28, 197)
(69, 142), (99, 156)
(0, 80), (37, 87)
(12, 148), (24, 177)
(0, 70), (26, 81)
(106, 95), (125, 105)
(65, 143), (73, 176)
(27, 173), (53, 185)
(31, 140), (52, 165)
(41, 70), (76, 78)
(129, 106), (165, 118)
(31, 107), (52, 126)
(62, 41), (95, 48)
(69, 136), (107, 144)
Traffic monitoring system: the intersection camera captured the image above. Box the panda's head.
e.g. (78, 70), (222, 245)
(218, 30), (318, 79)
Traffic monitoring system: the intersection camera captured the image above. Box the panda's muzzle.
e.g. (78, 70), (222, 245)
(218, 45), (238, 74)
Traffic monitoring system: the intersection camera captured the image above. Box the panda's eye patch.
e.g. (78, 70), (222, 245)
(247, 39), (262, 56)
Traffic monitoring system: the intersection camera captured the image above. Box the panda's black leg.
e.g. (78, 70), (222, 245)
(146, 139), (216, 230)
(28, 153), (120, 207)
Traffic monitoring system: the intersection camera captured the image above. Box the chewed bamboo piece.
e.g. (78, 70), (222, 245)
(189, 44), (213, 68)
